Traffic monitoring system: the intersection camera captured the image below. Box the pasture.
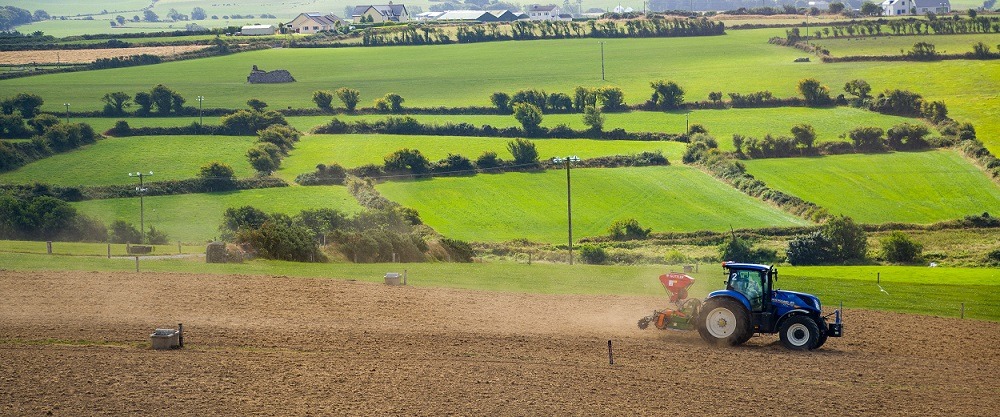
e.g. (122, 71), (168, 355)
(3, 29), (997, 153)
(72, 185), (362, 243)
(0, 135), (257, 186)
(743, 149), (1000, 224)
(813, 32), (1000, 57)
(377, 165), (811, 243)
(278, 134), (687, 180)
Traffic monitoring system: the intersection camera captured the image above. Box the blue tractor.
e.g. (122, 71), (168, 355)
(697, 262), (843, 350)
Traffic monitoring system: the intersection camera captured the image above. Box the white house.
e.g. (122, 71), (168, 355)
(285, 13), (342, 34)
(881, 0), (950, 15)
(352, 3), (410, 24)
(526, 5), (561, 21)
(240, 24), (277, 36)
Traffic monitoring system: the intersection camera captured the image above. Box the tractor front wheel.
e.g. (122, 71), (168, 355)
(697, 298), (751, 347)
(779, 315), (820, 351)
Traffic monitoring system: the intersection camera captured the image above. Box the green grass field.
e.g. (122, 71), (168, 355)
(3, 29), (997, 152)
(77, 106), (922, 146)
(0, 250), (995, 320)
(278, 134), (687, 180)
(744, 149), (1000, 224)
(378, 165), (812, 243)
(0, 135), (257, 186)
(814, 33), (1000, 57)
(72, 185), (361, 243)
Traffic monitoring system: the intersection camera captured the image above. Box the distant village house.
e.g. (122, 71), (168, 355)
(352, 3), (410, 24)
(526, 5), (570, 21)
(881, 0), (950, 15)
(285, 12), (343, 34)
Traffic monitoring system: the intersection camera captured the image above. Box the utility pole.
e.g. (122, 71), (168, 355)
(196, 95), (205, 126)
(129, 171), (153, 243)
(599, 41), (605, 81)
(553, 156), (580, 264)
(63, 103), (70, 123)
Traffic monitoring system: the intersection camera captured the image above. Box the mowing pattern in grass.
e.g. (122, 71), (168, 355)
(278, 134), (687, 181)
(377, 165), (811, 243)
(0, 135), (256, 186)
(813, 33), (1000, 57)
(72, 185), (362, 243)
(744, 150), (1000, 224)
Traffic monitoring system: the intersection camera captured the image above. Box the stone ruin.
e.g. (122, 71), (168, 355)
(247, 65), (295, 83)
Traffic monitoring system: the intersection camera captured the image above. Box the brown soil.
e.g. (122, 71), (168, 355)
(0, 46), (209, 65)
(1, 270), (997, 415)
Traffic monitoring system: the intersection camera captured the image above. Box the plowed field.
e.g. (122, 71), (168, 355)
(0, 46), (209, 65)
(2, 270), (997, 416)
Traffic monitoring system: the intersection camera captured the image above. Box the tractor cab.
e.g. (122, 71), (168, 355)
(724, 263), (773, 312)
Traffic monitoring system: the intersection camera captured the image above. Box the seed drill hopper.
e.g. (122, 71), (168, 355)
(637, 272), (702, 331)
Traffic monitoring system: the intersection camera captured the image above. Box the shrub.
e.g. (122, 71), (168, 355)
(247, 98), (268, 111)
(906, 42), (939, 60)
(384, 148), (430, 176)
(573, 86), (597, 112)
(512, 103), (543, 131)
(506, 138), (539, 165)
(786, 231), (836, 265)
(27, 114), (59, 134)
(235, 217), (324, 262)
(886, 123), (929, 150)
(607, 218), (651, 241)
(843, 79), (872, 99)
(822, 215), (867, 262)
(2, 92), (44, 118)
(475, 151), (503, 170)
(440, 237), (474, 262)
(510, 89), (547, 110)
(490, 92), (511, 113)
(798, 78), (831, 106)
(257, 124), (300, 153)
(296, 163), (347, 185)
(247, 143), (281, 173)
(582, 106), (604, 132)
(649, 80), (684, 110)
(718, 234), (776, 264)
(0, 114), (30, 138)
(335, 87), (360, 111)
(109, 220), (141, 244)
(578, 245), (608, 264)
(688, 124), (707, 135)
(664, 249), (688, 264)
(146, 225), (169, 245)
(880, 231), (922, 263)
(848, 126), (885, 151)
(546, 92), (573, 112)
(312, 90), (334, 110)
(220, 110), (288, 135)
(597, 86), (626, 111)
(383, 93), (404, 113)
(198, 161), (237, 191)
(432, 153), (475, 175)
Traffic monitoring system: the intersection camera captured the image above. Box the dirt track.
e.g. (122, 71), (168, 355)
(2, 270), (997, 416)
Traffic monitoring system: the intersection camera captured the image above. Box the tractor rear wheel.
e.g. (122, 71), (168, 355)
(697, 298), (751, 347)
(779, 315), (820, 351)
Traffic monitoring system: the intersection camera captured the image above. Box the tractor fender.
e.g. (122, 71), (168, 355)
(776, 309), (816, 330)
(705, 290), (751, 312)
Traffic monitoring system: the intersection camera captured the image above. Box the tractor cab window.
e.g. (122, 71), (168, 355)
(729, 269), (766, 311)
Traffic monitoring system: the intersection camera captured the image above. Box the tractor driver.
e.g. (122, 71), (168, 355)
(731, 270), (764, 311)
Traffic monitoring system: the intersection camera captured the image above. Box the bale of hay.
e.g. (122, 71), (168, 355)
(206, 242), (227, 263)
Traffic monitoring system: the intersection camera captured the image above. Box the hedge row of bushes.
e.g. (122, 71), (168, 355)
(1, 176), (290, 202)
(0, 121), (100, 173)
(684, 135), (829, 222)
(309, 116), (684, 142)
(104, 110), (289, 137)
(297, 147), (668, 184)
